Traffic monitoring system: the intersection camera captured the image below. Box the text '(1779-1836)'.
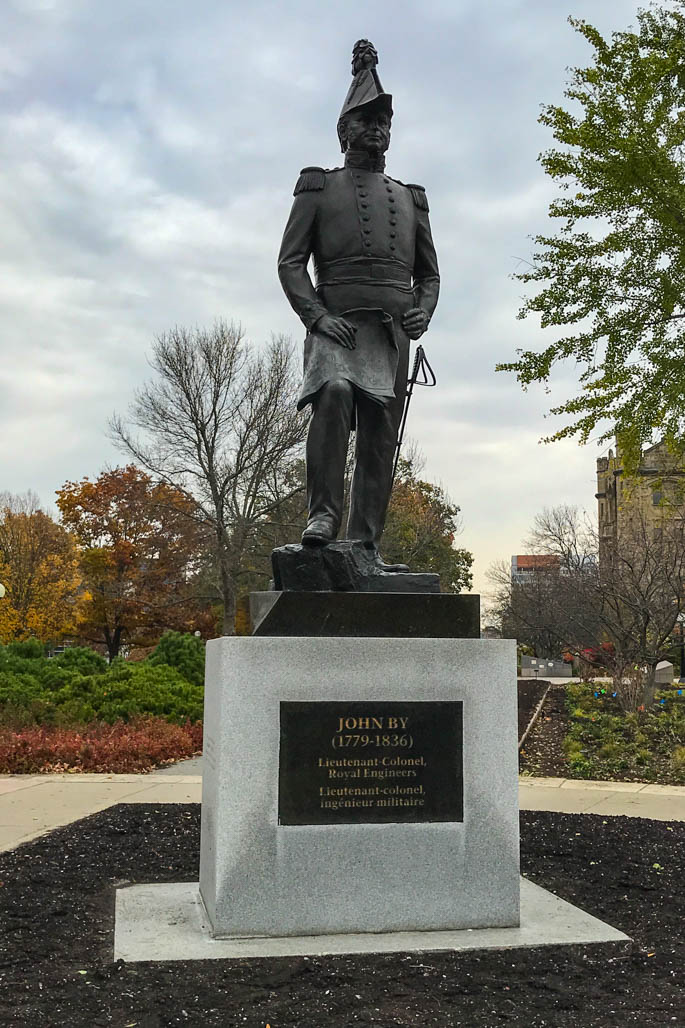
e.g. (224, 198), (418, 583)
(278, 701), (463, 826)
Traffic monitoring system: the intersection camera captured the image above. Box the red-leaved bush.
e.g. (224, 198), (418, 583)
(0, 717), (203, 773)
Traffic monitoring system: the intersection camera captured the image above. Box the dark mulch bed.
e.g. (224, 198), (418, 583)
(1, 805), (683, 1027)
(519, 685), (570, 778)
(516, 679), (550, 743)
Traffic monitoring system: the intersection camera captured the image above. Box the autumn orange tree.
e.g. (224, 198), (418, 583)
(382, 459), (473, 592)
(0, 492), (81, 643)
(56, 466), (212, 659)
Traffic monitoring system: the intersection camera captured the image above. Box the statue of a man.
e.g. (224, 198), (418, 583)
(278, 40), (440, 563)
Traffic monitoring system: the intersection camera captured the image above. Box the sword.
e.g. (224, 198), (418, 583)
(392, 343), (437, 482)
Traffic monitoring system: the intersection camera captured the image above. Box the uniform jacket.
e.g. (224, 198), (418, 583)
(278, 162), (440, 407)
(278, 164), (440, 329)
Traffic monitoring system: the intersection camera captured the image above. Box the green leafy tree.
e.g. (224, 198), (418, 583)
(498, 7), (685, 472)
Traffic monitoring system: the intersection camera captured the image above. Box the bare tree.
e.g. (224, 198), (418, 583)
(110, 321), (309, 634)
(595, 511), (685, 706)
(488, 504), (685, 710)
(486, 558), (579, 659)
(0, 491), (42, 516)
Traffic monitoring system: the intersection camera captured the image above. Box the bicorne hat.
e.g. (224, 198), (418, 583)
(339, 40), (393, 121)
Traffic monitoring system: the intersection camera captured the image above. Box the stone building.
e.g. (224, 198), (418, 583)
(596, 441), (685, 559)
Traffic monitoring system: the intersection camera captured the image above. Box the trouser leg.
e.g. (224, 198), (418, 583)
(305, 378), (355, 533)
(347, 391), (405, 547)
(346, 336), (409, 548)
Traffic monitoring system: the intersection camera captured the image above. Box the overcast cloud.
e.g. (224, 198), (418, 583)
(0, 0), (644, 595)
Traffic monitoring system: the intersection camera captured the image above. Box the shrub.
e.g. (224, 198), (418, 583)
(51, 647), (107, 675)
(147, 631), (205, 687)
(0, 638), (204, 726)
(567, 754), (594, 778)
(0, 671), (54, 725)
(598, 742), (622, 760)
(563, 738), (584, 760)
(51, 663), (204, 725)
(0, 717), (203, 773)
(5, 639), (45, 660)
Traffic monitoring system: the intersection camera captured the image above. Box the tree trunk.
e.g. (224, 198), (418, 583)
(642, 665), (657, 707)
(104, 624), (123, 661)
(218, 545), (236, 636)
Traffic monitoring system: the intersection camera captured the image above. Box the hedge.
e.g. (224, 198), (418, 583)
(0, 633), (206, 727)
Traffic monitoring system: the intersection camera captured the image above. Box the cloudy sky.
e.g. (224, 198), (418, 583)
(1, 0), (644, 595)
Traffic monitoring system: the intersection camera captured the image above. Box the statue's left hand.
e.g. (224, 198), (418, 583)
(401, 308), (428, 340)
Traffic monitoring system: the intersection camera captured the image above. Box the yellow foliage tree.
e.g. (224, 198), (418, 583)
(0, 556), (20, 641)
(0, 494), (81, 643)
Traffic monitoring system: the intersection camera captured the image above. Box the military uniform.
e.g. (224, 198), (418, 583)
(277, 40), (440, 551)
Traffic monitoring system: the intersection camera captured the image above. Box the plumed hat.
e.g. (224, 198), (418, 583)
(339, 40), (393, 121)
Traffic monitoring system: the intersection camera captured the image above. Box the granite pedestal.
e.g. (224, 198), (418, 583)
(199, 635), (519, 938)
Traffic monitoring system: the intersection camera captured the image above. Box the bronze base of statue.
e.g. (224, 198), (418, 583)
(272, 540), (436, 593)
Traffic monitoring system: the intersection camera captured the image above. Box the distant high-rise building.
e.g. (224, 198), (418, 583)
(510, 554), (560, 586)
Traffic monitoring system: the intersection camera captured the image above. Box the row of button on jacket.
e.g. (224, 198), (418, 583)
(278, 167), (440, 331)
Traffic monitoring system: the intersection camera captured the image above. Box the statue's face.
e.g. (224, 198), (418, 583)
(343, 108), (391, 154)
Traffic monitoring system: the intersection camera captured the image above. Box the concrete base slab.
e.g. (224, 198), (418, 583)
(114, 878), (630, 962)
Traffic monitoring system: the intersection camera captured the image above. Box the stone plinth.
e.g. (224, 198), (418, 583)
(242, 591), (480, 638)
(199, 636), (519, 939)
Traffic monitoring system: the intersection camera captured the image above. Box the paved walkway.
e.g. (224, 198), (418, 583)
(1, 771), (683, 854)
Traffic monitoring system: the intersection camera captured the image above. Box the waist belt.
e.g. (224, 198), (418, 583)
(316, 259), (413, 288)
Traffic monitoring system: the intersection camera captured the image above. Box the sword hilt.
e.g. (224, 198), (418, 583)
(392, 344), (438, 483)
(408, 344), (436, 391)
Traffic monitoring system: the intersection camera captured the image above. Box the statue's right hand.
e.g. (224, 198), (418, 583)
(315, 313), (357, 350)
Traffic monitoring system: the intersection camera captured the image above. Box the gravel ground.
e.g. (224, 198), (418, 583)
(1, 804), (683, 1027)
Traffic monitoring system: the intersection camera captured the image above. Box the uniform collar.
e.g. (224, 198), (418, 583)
(344, 149), (386, 173)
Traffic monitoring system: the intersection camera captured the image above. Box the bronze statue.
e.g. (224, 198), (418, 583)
(278, 40), (440, 565)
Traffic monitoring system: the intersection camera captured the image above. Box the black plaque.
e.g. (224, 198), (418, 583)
(278, 701), (463, 825)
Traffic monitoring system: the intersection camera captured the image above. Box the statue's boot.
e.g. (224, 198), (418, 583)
(302, 515), (338, 546)
(368, 549), (409, 573)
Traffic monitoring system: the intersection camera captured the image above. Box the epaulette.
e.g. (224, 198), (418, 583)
(405, 183), (429, 212)
(294, 167), (326, 195)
